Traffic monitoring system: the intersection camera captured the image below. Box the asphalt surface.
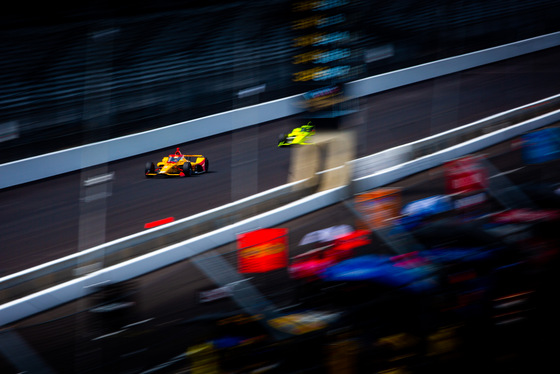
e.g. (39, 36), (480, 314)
(1, 46), (560, 278)
(2, 126), (559, 374)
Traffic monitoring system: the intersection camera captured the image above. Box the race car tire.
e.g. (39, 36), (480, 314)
(145, 162), (155, 178)
(182, 162), (192, 177)
(204, 158), (209, 173)
(278, 133), (286, 146)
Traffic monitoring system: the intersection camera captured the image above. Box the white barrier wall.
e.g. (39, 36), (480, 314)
(352, 110), (560, 192)
(1, 32), (559, 189)
(0, 186), (350, 325)
(346, 32), (560, 98)
(0, 95), (302, 189)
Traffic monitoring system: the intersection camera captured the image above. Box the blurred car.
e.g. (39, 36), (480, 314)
(289, 230), (371, 280)
(399, 195), (453, 230)
(145, 147), (209, 178)
(321, 253), (438, 294)
(278, 122), (315, 147)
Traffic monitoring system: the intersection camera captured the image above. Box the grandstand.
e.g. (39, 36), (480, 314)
(1, 0), (559, 163)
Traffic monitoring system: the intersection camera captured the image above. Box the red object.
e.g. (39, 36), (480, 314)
(289, 253), (334, 280)
(144, 217), (175, 229)
(332, 230), (371, 251)
(237, 228), (288, 273)
(445, 155), (488, 195)
(491, 209), (560, 223)
(289, 230), (370, 280)
(390, 251), (430, 268)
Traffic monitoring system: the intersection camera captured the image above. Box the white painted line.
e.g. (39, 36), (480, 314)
(123, 318), (154, 329)
(489, 167), (524, 178)
(84, 172), (115, 186)
(83, 279), (112, 289)
(92, 329), (127, 341)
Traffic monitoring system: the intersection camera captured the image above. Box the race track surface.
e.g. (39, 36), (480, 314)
(1, 46), (560, 276)
(1, 47), (560, 374)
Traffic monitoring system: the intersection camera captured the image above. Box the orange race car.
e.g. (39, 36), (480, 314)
(145, 148), (209, 178)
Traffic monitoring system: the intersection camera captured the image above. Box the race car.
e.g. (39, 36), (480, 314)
(289, 229), (371, 281)
(145, 147), (209, 178)
(278, 122), (315, 147)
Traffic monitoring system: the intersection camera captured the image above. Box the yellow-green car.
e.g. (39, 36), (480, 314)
(145, 148), (208, 178)
(278, 122), (315, 147)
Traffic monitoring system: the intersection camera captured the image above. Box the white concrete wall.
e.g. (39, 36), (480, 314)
(2, 32), (559, 189)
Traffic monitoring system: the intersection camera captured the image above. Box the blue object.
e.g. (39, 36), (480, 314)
(420, 247), (494, 263)
(400, 195), (453, 229)
(321, 255), (436, 292)
(212, 336), (244, 349)
(522, 128), (560, 164)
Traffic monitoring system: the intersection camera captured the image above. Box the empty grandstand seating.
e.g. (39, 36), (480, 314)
(1, 0), (558, 162)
